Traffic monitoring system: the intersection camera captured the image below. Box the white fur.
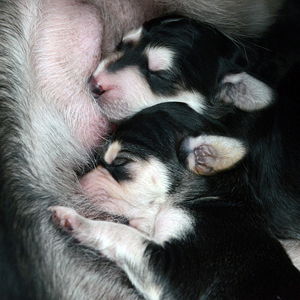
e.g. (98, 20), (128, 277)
(104, 140), (122, 164)
(154, 205), (194, 242)
(154, 0), (284, 37)
(81, 156), (172, 236)
(93, 64), (205, 121)
(6, 1), (286, 299)
(169, 90), (205, 113)
(53, 204), (193, 300)
(280, 239), (300, 271)
(93, 52), (124, 76)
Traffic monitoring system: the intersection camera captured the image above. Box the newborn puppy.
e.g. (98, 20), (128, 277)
(53, 103), (300, 300)
(90, 16), (275, 121)
(89, 15), (300, 252)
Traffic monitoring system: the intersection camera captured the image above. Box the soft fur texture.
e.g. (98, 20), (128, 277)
(89, 12), (300, 242)
(83, 12), (300, 294)
(0, 0), (297, 299)
(54, 102), (300, 300)
(91, 15), (280, 122)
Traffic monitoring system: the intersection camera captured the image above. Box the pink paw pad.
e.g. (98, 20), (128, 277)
(52, 207), (76, 232)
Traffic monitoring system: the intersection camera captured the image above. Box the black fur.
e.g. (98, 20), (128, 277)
(102, 14), (291, 105)
(107, 16), (260, 99)
(97, 10), (300, 240)
(0, 0), (299, 299)
(93, 101), (300, 299)
(245, 63), (300, 239)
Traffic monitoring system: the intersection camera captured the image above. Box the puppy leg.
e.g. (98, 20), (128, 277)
(52, 206), (163, 300)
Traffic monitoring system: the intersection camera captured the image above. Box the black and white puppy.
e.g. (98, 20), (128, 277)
(52, 102), (300, 300)
(88, 16), (300, 258)
(89, 16), (275, 121)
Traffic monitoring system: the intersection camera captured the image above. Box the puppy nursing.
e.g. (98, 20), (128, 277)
(53, 16), (300, 299)
(88, 17), (300, 243)
(89, 17), (274, 121)
(53, 103), (300, 300)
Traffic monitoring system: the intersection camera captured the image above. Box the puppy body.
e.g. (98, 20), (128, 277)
(90, 15), (300, 241)
(54, 103), (300, 300)
(51, 8), (300, 299)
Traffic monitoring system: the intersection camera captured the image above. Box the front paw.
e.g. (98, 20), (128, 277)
(51, 206), (80, 235)
(51, 206), (100, 249)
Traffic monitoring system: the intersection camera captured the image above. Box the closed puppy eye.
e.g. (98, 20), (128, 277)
(112, 156), (132, 167)
(147, 68), (166, 79)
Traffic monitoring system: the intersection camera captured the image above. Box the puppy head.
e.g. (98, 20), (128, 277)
(90, 103), (246, 207)
(90, 16), (274, 122)
(99, 139), (172, 205)
(81, 104), (193, 213)
(90, 17), (209, 121)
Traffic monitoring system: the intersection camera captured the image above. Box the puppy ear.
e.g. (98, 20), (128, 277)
(181, 135), (246, 175)
(219, 72), (274, 111)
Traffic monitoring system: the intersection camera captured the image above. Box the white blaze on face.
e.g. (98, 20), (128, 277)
(95, 66), (157, 120)
(122, 158), (171, 205)
(107, 156), (171, 211)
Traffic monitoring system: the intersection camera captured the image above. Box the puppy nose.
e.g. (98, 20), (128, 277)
(89, 76), (105, 98)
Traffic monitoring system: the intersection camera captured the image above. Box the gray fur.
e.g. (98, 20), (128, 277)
(0, 1), (142, 299)
(155, 0), (285, 37)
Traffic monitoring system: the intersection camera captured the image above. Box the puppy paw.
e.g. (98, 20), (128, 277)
(51, 206), (80, 234)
